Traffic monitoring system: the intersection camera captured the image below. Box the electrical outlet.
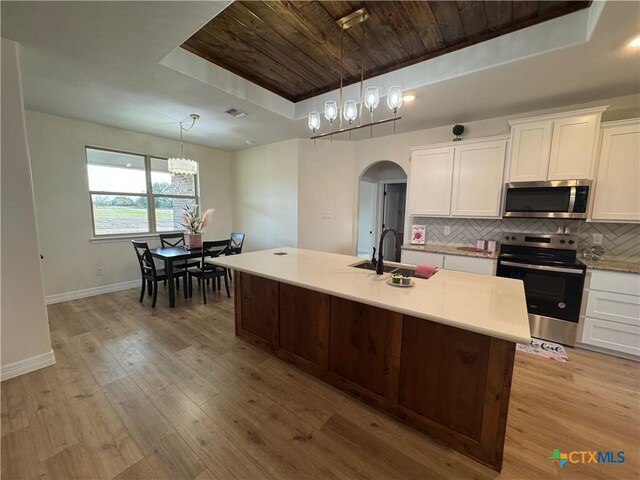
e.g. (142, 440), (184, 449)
(96, 266), (104, 276)
(444, 226), (450, 236)
(592, 233), (603, 245)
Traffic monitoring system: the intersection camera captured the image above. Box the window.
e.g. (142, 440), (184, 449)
(86, 147), (198, 236)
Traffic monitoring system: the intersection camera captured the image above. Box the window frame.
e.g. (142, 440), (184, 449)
(85, 145), (200, 238)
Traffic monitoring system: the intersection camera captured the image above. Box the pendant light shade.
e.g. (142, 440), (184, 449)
(308, 111), (321, 133)
(387, 85), (403, 113)
(364, 86), (380, 112)
(343, 100), (358, 124)
(168, 158), (198, 175)
(324, 101), (338, 123)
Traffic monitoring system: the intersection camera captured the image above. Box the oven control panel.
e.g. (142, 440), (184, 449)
(501, 233), (578, 250)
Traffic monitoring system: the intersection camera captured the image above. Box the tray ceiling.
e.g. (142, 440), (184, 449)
(182, 1), (592, 102)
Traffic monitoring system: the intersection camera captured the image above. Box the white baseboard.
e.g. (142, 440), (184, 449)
(46, 280), (139, 305)
(1, 350), (56, 381)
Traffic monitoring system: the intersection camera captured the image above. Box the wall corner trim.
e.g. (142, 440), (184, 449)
(1, 350), (56, 382)
(46, 280), (140, 305)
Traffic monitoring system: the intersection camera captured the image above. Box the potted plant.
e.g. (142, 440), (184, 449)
(181, 204), (215, 248)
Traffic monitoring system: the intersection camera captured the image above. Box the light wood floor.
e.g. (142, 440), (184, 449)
(2, 286), (639, 480)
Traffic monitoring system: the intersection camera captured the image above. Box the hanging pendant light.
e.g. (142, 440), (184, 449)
(168, 114), (199, 175)
(387, 85), (403, 114)
(308, 111), (321, 133)
(308, 8), (404, 141)
(343, 100), (358, 124)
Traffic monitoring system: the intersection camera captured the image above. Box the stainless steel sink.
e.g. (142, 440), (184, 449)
(350, 260), (416, 276)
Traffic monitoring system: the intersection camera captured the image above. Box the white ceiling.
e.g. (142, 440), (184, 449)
(2, 0), (639, 152)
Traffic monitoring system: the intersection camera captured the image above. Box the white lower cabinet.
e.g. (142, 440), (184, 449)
(401, 250), (495, 275)
(580, 270), (640, 358)
(442, 255), (496, 275)
(401, 250), (444, 269)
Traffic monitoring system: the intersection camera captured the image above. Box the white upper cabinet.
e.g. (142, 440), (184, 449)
(548, 114), (600, 180)
(407, 147), (455, 216)
(408, 137), (507, 218)
(508, 121), (552, 182)
(450, 140), (507, 217)
(507, 107), (606, 183)
(591, 119), (640, 222)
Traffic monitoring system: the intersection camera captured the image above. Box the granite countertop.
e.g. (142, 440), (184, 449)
(209, 247), (531, 344)
(581, 257), (640, 274)
(401, 243), (498, 259)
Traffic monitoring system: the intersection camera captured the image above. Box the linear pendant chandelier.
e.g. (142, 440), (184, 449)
(308, 8), (403, 141)
(168, 113), (199, 175)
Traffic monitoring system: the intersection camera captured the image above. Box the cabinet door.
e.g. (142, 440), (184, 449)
(443, 255), (496, 275)
(400, 250), (444, 268)
(407, 147), (454, 216)
(508, 121), (552, 182)
(279, 283), (330, 368)
(451, 140), (506, 217)
(238, 273), (279, 347)
(591, 122), (640, 222)
(328, 297), (401, 397)
(547, 114), (599, 180)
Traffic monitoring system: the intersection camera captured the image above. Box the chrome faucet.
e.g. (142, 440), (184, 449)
(371, 228), (401, 275)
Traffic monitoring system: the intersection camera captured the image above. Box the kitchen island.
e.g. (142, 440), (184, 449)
(209, 247), (531, 471)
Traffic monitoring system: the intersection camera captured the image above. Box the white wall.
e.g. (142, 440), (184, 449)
(231, 139), (298, 252)
(298, 140), (356, 254)
(25, 111), (233, 298)
(1, 39), (53, 372)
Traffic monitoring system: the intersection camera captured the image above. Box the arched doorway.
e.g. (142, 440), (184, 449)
(357, 161), (407, 261)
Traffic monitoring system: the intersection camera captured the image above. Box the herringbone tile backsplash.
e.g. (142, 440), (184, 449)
(411, 217), (640, 261)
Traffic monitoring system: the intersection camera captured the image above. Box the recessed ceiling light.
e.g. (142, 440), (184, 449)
(125, 163), (132, 168)
(629, 36), (640, 47)
(402, 94), (416, 102)
(246, 140), (256, 145)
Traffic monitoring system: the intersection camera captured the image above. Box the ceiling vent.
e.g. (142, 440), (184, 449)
(225, 108), (248, 118)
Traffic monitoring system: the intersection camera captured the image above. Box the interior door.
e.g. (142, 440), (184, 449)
(381, 182), (406, 261)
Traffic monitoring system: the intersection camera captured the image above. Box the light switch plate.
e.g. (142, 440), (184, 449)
(444, 226), (450, 235)
(592, 233), (603, 245)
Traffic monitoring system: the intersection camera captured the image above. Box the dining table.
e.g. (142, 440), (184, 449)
(149, 246), (213, 308)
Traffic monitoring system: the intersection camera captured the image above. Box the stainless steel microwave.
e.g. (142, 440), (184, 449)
(503, 180), (592, 219)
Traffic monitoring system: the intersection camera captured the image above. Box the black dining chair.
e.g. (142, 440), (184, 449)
(223, 232), (245, 282)
(132, 241), (188, 308)
(187, 240), (230, 304)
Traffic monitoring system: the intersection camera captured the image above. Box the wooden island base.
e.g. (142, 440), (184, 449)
(234, 272), (516, 471)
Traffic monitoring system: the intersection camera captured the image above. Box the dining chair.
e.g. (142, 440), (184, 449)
(224, 232), (245, 282)
(159, 232), (200, 289)
(187, 240), (230, 304)
(132, 241), (188, 308)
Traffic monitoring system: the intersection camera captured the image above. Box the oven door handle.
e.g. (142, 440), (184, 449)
(499, 260), (584, 275)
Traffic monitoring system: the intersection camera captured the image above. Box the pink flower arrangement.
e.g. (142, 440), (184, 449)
(180, 204), (215, 234)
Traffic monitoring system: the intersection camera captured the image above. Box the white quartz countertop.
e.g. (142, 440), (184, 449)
(210, 248), (531, 344)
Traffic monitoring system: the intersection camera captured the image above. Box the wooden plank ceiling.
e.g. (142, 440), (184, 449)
(182, 1), (591, 102)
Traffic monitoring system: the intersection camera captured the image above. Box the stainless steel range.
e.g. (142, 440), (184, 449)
(496, 232), (586, 346)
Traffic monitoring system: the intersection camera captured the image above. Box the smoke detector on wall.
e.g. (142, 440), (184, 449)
(225, 108), (248, 118)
